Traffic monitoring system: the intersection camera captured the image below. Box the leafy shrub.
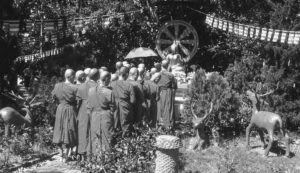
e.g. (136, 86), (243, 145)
(185, 68), (247, 138)
(80, 126), (158, 173)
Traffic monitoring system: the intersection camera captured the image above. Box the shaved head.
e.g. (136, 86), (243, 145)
(129, 67), (138, 76)
(89, 68), (100, 81)
(137, 67), (145, 81)
(116, 61), (122, 69)
(111, 73), (119, 81)
(84, 68), (91, 75)
(138, 67), (145, 75)
(124, 63), (131, 68)
(162, 60), (169, 69)
(99, 71), (111, 86)
(101, 66), (108, 71)
(100, 71), (110, 81)
(138, 63), (145, 69)
(129, 67), (139, 81)
(119, 66), (129, 79)
(151, 72), (161, 83)
(150, 68), (157, 75)
(75, 70), (84, 79)
(75, 70), (85, 84)
(154, 63), (161, 72)
(122, 61), (128, 66)
(144, 71), (151, 80)
(65, 69), (74, 78)
(65, 69), (75, 83)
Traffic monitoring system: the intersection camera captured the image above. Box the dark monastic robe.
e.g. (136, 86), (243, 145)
(76, 80), (97, 154)
(52, 82), (78, 147)
(157, 70), (177, 127)
(144, 80), (159, 126)
(127, 79), (147, 123)
(86, 85), (115, 154)
(110, 80), (135, 133)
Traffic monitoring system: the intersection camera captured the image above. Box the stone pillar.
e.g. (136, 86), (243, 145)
(154, 135), (182, 173)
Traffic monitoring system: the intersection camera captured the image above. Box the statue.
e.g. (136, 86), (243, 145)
(245, 83), (290, 157)
(165, 54), (185, 75)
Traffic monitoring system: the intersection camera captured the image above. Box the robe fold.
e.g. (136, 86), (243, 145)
(76, 80), (97, 154)
(110, 80), (135, 133)
(52, 82), (78, 147)
(144, 80), (159, 126)
(87, 85), (115, 154)
(127, 79), (147, 123)
(157, 70), (177, 127)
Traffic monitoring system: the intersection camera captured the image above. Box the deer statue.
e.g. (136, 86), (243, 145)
(245, 83), (290, 157)
(0, 91), (41, 137)
(188, 102), (213, 150)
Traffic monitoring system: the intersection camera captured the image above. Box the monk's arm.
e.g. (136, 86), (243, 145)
(129, 85), (136, 104)
(109, 92), (116, 115)
(155, 86), (160, 102)
(86, 91), (93, 116)
(76, 89), (82, 112)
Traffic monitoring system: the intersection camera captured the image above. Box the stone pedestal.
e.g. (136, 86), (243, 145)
(154, 135), (182, 173)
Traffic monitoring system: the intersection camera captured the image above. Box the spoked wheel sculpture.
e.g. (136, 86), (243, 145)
(156, 20), (199, 62)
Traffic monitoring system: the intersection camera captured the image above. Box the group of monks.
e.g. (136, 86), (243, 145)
(51, 59), (177, 162)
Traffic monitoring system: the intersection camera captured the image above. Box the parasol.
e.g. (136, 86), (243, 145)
(125, 47), (158, 59)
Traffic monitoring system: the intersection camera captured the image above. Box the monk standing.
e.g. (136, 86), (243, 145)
(76, 69), (99, 160)
(87, 71), (115, 154)
(157, 60), (177, 128)
(127, 68), (147, 124)
(110, 67), (135, 135)
(52, 69), (78, 162)
(146, 72), (160, 127)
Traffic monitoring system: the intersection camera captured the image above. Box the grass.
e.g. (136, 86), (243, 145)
(179, 135), (300, 173)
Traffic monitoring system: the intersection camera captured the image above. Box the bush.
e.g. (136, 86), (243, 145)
(186, 68), (247, 138)
(80, 126), (158, 173)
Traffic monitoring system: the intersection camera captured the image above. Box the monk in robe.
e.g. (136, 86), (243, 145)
(157, 60), (177, 128)
(52, 69), (78, 162)
(87, 71), (115, 154)
(145, 72), (161, 127)
(110, 67), (135, 135)
(127, 67), (147, 124)
(76, 69), (99, 160)
(137, 67), (150, 121)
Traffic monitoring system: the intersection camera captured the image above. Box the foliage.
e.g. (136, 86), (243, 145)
(85, 5), (159, 69)
(80, 126), (157, 173)
(186, 68), (246, 137)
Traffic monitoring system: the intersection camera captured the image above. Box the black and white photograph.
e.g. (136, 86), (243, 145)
(0, 0), (300, 172)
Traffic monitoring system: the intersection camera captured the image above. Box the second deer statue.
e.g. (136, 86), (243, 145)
(0, 92), (41, 137)
(245, 84), (290, 157)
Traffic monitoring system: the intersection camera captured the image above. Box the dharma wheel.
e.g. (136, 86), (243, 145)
(156, 20), (199, 62)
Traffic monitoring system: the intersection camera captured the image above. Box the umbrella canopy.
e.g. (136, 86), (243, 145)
(125, 47), (158, 59)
